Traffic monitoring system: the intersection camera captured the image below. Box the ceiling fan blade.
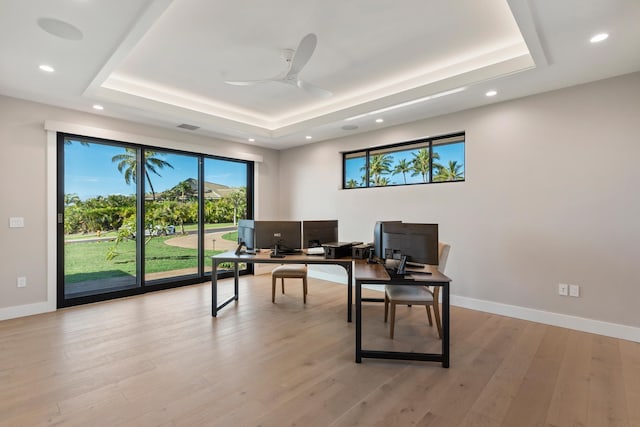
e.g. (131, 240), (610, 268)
(297, 79), (332, 98)
(287, 33), (317, 77)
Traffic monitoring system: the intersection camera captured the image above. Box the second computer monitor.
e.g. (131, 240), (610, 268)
(254, 221), (302, 251)
(380, 222), (439, 265)
(302, 220), (339, 248)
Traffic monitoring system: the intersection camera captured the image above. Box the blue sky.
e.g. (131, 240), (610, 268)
(345, 142), (465, 186)
(65, 141), (247, 200)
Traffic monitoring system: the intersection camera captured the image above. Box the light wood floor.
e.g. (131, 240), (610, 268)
(1, 276), (638, 427)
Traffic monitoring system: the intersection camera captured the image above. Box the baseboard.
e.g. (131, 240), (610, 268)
(0, 300), (56, 322)
(308, 270), (640, 343)
(451, 295), (640, 343)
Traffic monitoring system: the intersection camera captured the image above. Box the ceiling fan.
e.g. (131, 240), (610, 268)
(224, 33), (332, 98)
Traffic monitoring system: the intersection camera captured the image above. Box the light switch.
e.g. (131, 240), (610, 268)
(9, 217), (25, 228)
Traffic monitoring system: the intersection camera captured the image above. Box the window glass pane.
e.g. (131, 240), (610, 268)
(367, 152), (395, 187)
(432, 140), (465, 182)
(204, 158), (248, 274)
(406, 146), (434, 184)
(143, 150), (200, 282)
(63, 139), (139, 298)
(344, 152), (367, 188)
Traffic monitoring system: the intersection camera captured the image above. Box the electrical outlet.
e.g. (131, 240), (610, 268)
(9, 217), (25, 228)
(17, 276), (26, 288)
(569, 284), (580, 297)
(558, 283), (568, 296)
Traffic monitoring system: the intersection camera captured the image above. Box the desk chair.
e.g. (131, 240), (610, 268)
(271, 265), (308, 303)
(384, 242), (451, 339)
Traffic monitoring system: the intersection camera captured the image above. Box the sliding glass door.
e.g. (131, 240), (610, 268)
(203, 157), (249, 274)
(61, 138), (141, 300)
(58, 133), (253, 307)
(142, 149), (200, 283)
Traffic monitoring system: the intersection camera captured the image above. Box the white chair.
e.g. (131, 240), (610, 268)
(271, 265), (308, 303)
(384, 242), (451, 339)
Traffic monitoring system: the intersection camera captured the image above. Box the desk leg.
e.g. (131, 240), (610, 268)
(212, 260), (218, 317)
(355, 281), (362, 363)
(442, 283), (450, 368)
(234, 261), (239, 300)
(347, 262), (353, 323)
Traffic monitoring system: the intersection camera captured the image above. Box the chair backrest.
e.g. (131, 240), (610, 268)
(437, 242), (451, 273)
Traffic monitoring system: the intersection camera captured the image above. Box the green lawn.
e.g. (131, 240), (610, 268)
(64, 234), (232, 283)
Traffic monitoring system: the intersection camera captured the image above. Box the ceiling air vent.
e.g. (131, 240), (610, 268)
(177, 123), (200, 131)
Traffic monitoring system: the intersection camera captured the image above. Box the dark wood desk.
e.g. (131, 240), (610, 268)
(354, 260), (451, 367)
(211, 251), (354, 321)
(211, 253), (451, 366)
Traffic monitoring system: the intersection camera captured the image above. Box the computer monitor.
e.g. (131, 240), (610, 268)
(254, 221), (302, 252)
(373, 221), (402, 258)
(302, 220), (339, 248)
(380, 222), (439, 265)
(237, 219), (255, 250)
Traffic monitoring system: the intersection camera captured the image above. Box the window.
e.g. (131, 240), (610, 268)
(342, 132), (465, 188)
(58, 133), (253, 307)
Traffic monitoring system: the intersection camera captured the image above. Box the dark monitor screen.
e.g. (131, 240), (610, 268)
(237, 219), (255, 250)
(381, 222), (438, 265)
(254, 221), (302, 251)
(302, 220), (338, 248)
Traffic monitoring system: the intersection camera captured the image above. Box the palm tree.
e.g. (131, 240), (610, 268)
(227, 188), (246, 225)
(111, 149), (173, 201)
(373, 176), (391, 186)
(173, 180), (193, 202)
(367, 154), (394, 186)
(410, 148), (440, 183)
(345, 178), (358, 188)
(64, 193), (81, 206)
(392, 159), (412, 184)
(434, 160), (464, 182)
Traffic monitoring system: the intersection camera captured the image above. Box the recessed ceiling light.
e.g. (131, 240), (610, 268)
(486, 90), (498, 97)
(248, 138), (255, 142)
(305, 136), (312, 140)
(92, 104), (104, 110)
(39, 64), (55, 73)
(375, 118), (384, 123)
(590, 33), (609, 43)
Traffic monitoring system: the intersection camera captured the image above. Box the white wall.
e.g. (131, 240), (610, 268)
(0, 95), (281, 317)
(279, 72), (640, 337)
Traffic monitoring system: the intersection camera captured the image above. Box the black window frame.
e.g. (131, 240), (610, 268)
(57, 132), (254, 308)
(342, 132), (465, 189)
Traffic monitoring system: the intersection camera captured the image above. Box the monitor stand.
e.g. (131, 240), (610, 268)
(270, 244), (285, 259)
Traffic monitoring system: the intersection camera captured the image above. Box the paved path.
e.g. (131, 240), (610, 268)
(164, 230), (237, 251)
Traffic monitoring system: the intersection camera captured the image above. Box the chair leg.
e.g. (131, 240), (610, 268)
(281, 278), (285, 294)
(389, 302), (396, 339)
(272, 275), (276, 303)
(432, 302), (442, 339)
(426, 305), (433, 326)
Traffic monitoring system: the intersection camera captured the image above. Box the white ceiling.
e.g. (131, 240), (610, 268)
(1, 0), (639, 149)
